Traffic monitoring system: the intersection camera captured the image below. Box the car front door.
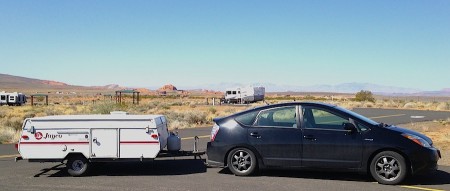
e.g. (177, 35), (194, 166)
(247, 106), (303, 167)
(301, 106), (363, 169)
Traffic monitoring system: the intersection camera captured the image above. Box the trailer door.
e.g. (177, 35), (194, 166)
(91, 129), (118, 158)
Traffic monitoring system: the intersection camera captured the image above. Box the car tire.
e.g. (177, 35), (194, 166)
(227, 148), (257, 176)
(67, 155), (89, 177)
(370, 151), (407, 185)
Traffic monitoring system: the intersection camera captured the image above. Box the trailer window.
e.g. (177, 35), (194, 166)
(226, 91), (231, 95)
(232, 91), (236, 94)
(0, 95), (5, 100)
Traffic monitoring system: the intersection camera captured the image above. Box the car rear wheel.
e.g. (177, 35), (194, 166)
(228, 148), (257, 176)
(67, 155), (89, 177)
(370, 151), (407, 185)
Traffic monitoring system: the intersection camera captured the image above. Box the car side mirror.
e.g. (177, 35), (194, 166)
(343, 122), (357, 134)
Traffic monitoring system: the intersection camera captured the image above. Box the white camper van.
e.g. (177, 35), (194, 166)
(16, 112), (173, 176)
(224, 86), (265, 104)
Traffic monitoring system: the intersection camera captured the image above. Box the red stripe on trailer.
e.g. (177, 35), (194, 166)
(120, 141), (159, 144)
(20, 142), (89, 144)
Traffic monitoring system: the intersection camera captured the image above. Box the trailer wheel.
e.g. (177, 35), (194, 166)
(67, 155), (89, 177)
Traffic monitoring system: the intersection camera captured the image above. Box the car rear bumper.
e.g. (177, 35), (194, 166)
(206, 141), (226, 167)
(410, 147), (440, 175)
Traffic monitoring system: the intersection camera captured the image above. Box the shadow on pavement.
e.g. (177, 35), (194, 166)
(218, 168), (372, 182)
(34, 159), (207, 177)
(403, 169), (450, 186)
(220, 167), (450, 186)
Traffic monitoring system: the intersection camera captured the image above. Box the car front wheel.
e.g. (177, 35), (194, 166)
(370, 151), (407, 185)
(227, 148), (257, 176)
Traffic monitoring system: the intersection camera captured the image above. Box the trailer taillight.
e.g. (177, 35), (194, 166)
(21, 135), (29, 140)
(211, 123), (220, 142)
(15, 143), (18, 150)
(151, 134), (158, 139)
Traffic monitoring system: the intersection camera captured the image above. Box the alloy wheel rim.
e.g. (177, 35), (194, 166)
(375, 156), (401, 181)
(231, 150), (252, 173)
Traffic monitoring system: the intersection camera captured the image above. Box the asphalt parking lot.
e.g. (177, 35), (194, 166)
(0, 108), (449, 191)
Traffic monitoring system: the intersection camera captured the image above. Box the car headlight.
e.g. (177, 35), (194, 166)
(402, 133), (431, 148)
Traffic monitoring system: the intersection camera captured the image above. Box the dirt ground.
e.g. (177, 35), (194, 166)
(399, 120), (450, 166)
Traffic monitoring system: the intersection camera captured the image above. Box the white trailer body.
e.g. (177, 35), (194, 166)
(224, 86), (265, 104)
(1, 92), (27, 106)
(17, 113), (169, 163)
(0, 91), (7, 105)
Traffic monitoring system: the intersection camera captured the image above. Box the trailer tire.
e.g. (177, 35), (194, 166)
(67, 155), (89, 177)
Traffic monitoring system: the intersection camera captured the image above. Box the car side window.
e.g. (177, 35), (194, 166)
(255, 106), (297, 128)
(302, 107), (350, 130)
(235, 110), (259, 126)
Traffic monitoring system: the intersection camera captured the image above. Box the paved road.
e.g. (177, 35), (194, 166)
(353, 108), (450, 125)
(1, 108), (450, 191)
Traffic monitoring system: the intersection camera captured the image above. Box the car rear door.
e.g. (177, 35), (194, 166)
(300, 106), (363, 169)
(247, 106), (303, 167)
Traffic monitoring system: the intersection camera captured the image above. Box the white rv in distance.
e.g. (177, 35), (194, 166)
(0, 91), (27, 106)
(0, 91), (7, 105)
(223, 86), (265, 104)
(15, 112), (192, 176)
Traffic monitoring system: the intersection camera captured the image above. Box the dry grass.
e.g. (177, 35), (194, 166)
(399, 119), (450, 166)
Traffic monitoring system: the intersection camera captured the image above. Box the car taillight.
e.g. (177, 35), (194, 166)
(211, 123), (220, 142)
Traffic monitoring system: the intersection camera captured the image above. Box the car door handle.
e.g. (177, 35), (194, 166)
(303, 135), (316, 141)
(250, 132), (261, 138)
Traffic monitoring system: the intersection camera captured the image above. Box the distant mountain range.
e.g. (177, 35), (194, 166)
(0, 73), (122, 91)
(184, 82), (450, 97)
(1, 73), (449, 96)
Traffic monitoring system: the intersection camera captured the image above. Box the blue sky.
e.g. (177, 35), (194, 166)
(0, 1), (449, 90)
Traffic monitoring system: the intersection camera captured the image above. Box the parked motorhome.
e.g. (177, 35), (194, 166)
(0, 91), (7, 105)
(0, 91), (27, 106)
(223, 86), (265, 104)
(16, 112), (179, 176)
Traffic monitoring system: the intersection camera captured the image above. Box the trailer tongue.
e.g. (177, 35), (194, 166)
(15, 112), (205, 176)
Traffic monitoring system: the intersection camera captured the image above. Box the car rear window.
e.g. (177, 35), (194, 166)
(235, 110), (259, 126)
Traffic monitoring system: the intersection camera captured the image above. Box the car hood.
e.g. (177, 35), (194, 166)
(386, 125), (433, 145)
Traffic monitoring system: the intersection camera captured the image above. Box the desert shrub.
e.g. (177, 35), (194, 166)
(355, 90), (375, 103)
(403, 102), (417, 109)
(170, 102), (183, 106)
(163, 110), (208, 128)
(363, 102), (374, 108)
(23, 111), (36, 119)
(159, 104), (171, 110)
(208, 107), (217, 114)
(92, 103), (126, 114)
(3, 117), (24, 130)
(436, 102), (450, 111)
(0, 127), (20, 143)
(44, 107), (63, 116)
(184, 111), (207, 125)
(168, 120), (190, 130)
(0, 110), (7, 118)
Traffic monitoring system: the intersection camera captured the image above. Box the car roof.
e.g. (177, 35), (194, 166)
(214, 102), (338, 122)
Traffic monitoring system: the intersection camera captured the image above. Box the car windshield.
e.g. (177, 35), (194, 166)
(334, 106), (379, 126)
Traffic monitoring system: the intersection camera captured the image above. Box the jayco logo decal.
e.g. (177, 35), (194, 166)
(34, 132), (62, 140)
(35, 132), (43, 140)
